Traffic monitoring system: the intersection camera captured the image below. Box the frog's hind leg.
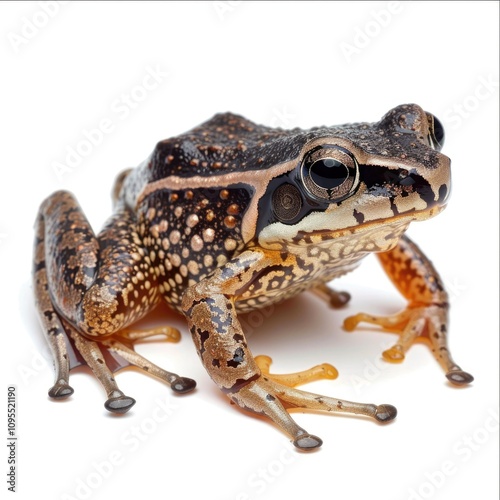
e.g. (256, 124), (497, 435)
(33, 212), (74, 399)
(33, 190), (195, 412)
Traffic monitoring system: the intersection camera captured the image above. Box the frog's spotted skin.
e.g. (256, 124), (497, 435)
(33, 104), (472, 449)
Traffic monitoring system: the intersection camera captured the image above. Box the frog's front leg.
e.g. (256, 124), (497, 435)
(33, 191), (195, 412)
(182, 249), (396, 450)
(344, 235), (473, 385)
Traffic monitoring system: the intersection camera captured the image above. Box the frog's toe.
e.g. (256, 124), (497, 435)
(170, 376), (197, 393)
(382, 346), (406, 363)
(104, 391), (136, 414)
(293, 433), (323, 451)
(446, 369), (474, 386)
(102, 338), (197, 395)
(255, 355), (338, 387)
(48, 381), (74, 399)
(312, 284), (351, 309)
(374, 404), (397, 422)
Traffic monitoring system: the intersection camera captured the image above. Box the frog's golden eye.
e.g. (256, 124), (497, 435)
(272, 183), (303, 222)
(301, 145), (359, 202)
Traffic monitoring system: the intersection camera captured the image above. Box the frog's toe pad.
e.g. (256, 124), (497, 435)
(170, 376), (197, 393)
(330, 291), (351, 308)
(446, 370), (474, 386)
(293, 434), (323, 451)
(382, 347), (405, 363)
(374, 404), (397, 422)
(48, 382), (74, 399)
(105, 394), (136, 414)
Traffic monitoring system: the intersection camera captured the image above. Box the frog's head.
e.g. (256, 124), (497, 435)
(256, 104), (450, 251)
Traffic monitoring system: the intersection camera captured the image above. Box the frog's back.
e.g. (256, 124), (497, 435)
(148, 112), (307, 179)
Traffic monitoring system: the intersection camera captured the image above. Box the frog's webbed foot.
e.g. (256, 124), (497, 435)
(311, 284), (351, 309)
(232, 375), (396, 451)
(343, 305), (474, 386)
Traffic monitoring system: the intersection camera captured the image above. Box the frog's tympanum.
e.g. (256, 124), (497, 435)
(33, 104), (473, 450)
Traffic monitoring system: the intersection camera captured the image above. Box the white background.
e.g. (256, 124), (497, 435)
(1, 1), (498, 499)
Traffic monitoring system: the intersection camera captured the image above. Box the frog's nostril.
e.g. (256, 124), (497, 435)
(426, 113), (445, 151)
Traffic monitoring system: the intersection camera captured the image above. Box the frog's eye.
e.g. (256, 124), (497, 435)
(301, 145), (359, 202)
(426, 113), (445, 151)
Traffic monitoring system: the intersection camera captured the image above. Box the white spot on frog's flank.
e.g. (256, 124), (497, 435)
(169, 230), (181, 244)
(191, 235), (204, 252)
(186, 214), (199, 227)
(170, 254), (181, 267)
(224, 238), (237, 251)
(188, 260), (200, 275)
(202, 228), (215, 243)
(216, 254), (228, 266)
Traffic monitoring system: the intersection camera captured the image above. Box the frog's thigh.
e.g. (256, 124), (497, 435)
(182, 251), (396, 450)
(344, 235), (473, 385)
(34, 191), (103, 399)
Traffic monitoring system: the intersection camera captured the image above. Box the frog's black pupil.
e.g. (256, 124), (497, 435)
(310, 158), (348, 189)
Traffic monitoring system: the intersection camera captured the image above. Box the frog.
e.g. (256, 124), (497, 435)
(33, 104), (473, 450)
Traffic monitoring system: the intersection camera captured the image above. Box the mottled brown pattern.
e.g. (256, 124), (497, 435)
(33, 104), (472, 450)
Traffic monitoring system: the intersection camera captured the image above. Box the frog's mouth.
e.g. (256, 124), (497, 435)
(278, 205), (446, 251)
